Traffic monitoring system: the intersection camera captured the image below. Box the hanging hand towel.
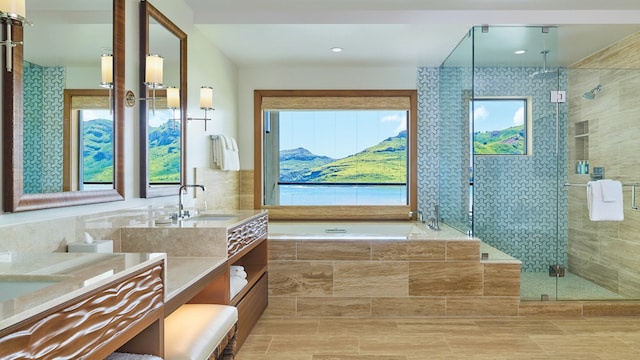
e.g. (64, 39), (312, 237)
(220, 134), (240, 171)
(587, 180), (624, 221)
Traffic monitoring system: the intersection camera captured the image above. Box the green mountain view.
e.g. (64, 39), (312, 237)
(474, 125), (525, 154)
(149, 121), (181, 183)
(280, 130), (407, 183)
(82, 119), (113, 182)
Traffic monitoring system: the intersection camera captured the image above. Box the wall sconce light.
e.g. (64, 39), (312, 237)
(188, 86), (214, 130)
(143, 53), (164, 113)
(0, 0), (26, 72)
(166, 86), (180, 130)
(100, 53), (113, 114)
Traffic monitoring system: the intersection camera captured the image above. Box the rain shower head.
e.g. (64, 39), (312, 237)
(530, 50), (559, 80)
(583, 84), (602, 100)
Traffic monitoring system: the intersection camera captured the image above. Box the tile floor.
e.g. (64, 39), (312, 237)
(236, 314), (640, 359)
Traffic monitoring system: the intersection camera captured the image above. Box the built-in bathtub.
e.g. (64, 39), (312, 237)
(268, 220), (474, 241)
(266, 220), (522, 318)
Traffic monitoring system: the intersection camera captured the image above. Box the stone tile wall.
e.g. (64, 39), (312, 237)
(267, 238), (521, 318)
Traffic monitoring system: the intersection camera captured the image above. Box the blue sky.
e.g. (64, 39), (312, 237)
(472, 99), (525, 133)
(278, 110), (407, 159)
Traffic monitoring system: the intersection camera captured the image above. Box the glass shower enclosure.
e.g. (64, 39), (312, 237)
(438, 25), (639, 301)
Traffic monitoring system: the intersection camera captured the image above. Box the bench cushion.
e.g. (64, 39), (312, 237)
(164, 304), (238, 360)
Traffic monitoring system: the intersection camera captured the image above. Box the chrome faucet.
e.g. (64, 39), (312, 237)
(408, 210), (425, 223)
(176, 184), (206, 219)
(428, 204), (440, 231)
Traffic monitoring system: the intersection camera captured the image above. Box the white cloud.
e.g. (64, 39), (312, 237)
(473, 106), (489, 122)
(381, 113), (406, 133)
(513, 106), (525, 126)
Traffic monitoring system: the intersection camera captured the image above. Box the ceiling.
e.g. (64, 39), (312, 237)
(183, 0), (640, 68)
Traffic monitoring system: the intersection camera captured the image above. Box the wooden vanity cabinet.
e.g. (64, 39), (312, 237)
(0, 260), (165, 359)
(184, 212), (269, 350)
(227, 212), (268, 349)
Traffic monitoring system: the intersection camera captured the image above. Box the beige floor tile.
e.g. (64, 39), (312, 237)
(474, 319), (565, 335)
(315, 356), (407, 360)
(317, 319), (400, 336)
(235, 314), (640, 359)
(266, 335), (360, 356)
(249, 318), (320, 335)
(530, 334), (639, 356)
(358, 335), (451, 355)
(445, 335), (544, 355)
(396, 318), (482, 336)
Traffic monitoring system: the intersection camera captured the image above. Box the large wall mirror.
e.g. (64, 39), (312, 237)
(139, 1), (187, 198)
(3, 0), (125, 212)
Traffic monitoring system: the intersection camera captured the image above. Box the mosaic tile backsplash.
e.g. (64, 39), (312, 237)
(23, 62), (65, 194)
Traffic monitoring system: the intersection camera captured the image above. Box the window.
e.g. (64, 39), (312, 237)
(148, 109), (181, 184)
(79, 109), (113, 190)
(255, 90), (417, 220)
(472, 97), (532, 155)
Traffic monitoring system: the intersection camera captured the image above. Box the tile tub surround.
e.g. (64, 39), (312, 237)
(267, 223), (522, 318)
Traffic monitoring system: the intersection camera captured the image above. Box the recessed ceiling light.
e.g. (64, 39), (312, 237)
(331, 47), (343, 53)
(514, 49), (527, 55)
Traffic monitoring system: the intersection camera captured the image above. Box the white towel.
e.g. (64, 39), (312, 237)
(230, 275), (248, 299)
(210, 134), (239, 171)
(587, 180), (624, 221)
(230, 269), (247, 279)
(230, 265), (245, 272)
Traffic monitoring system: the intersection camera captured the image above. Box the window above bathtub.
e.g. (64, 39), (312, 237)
(254, 90), (417, 220)
(471, 96), (533, 155)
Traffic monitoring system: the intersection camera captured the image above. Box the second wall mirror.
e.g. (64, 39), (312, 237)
(139, 1), (187, 197)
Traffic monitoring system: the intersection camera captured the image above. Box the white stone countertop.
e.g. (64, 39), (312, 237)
(165, 256), (227, 303)
(125, 210), (267, 229)
(0, 251), (166, 331)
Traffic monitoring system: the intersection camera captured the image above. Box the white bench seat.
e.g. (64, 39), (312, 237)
(164, 304), (238, 360)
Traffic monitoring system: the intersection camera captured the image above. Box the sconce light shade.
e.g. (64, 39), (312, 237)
(100, 53), (113, 88)
(0, 0), (25, 19)
(145, 54), (163, 87)
(200, 86), (213, 110)
(167, 86), (180, 109)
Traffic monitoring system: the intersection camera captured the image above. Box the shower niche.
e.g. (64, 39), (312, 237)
(574, 120), (589, 174)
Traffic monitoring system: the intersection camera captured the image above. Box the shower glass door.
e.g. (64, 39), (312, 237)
(470, 26), (566, 300)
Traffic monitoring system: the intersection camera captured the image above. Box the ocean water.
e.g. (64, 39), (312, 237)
(279, 185), (407, 206)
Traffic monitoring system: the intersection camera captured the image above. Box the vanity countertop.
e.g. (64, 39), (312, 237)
(0, 251), (166, 331)
(126, 210), (267, 229)
(165, 256), (227, 303)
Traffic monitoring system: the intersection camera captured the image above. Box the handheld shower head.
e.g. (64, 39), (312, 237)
(583, 85), (602, 100)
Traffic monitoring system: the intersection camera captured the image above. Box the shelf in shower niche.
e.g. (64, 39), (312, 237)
(574, 134), (589, 138)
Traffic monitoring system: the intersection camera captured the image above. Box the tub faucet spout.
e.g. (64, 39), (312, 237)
(177, 184), (206, 219)
(408, 210), (424, 223)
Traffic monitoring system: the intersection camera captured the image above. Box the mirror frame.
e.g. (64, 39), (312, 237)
(139, 1), (187, 198)
(3, 0), (125, 212)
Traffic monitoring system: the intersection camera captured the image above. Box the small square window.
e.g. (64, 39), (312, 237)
(472, 97), (532, 155)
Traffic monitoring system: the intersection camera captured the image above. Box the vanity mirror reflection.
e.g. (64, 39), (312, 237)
(2, 0), (124, 212)
(139, 1), (187, 198)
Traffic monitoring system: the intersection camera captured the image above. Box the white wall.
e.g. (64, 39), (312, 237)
(237, 66), (417, 169)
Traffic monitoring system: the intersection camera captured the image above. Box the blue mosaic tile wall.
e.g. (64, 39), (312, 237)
(417, 66), (569, 272)
(23, 62), (65, 194)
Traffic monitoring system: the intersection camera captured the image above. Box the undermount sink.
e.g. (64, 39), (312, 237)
(0, 275), (66, 302)
(181, 214), (238, 222)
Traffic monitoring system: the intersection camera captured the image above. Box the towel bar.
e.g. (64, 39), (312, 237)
(564, 182), (640, 210)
